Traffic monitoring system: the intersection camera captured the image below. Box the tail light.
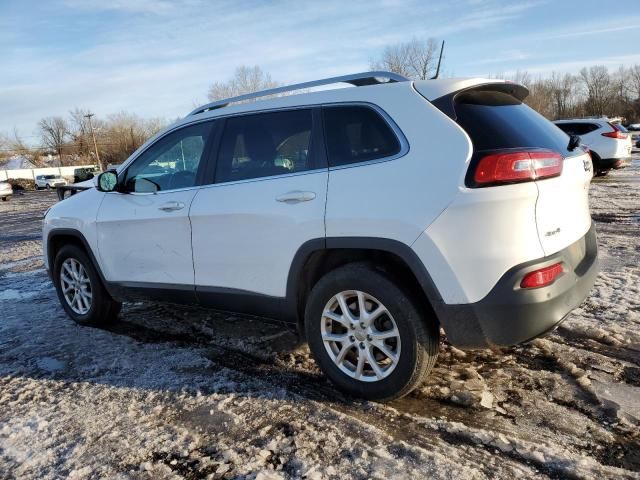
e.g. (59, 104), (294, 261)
(602, 123), (628, 139)
(472, 150), (563, 187)
(520, 262), (564, 289)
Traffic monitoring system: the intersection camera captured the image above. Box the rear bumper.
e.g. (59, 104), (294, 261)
(438, 222), (599, 348)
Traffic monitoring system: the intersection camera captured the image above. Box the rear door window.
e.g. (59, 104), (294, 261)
(322, 106), (401, 167)
(454, 90), (574, 155)
(215, 109), (313, 183)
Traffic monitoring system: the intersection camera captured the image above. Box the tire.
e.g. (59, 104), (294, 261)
(53, 245), (121, 327)
(46, 184), (51, 190)
(305, 263), (439, 401)
(595, 169), (609, 177)
(1, 197), (6, 201)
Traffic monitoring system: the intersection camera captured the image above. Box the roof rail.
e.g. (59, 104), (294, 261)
(188, 71), (410, 116)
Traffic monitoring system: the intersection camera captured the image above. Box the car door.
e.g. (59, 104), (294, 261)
(189, 108), (327, 306)
(96, 120), (216, 298)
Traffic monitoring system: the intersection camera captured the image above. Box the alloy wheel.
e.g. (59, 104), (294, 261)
(321, 290), (401, 382)
(60, 258), (92, 315)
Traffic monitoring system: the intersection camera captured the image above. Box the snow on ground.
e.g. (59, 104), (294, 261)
(0, 155), (639, 479)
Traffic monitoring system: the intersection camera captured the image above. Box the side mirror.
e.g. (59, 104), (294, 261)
(97, 170), (119, 192)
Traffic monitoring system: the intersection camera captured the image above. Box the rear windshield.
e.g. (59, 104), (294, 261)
(454, 90), (573, 155)
(614, 123), (628, 133)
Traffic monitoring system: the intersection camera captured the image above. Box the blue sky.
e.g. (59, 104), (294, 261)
(1, 0), (640, 140)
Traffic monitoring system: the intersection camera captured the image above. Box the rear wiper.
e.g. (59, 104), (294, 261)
(568, 134), (581, 151)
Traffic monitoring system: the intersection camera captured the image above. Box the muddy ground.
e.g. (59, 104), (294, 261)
(1, 154), (639, 479)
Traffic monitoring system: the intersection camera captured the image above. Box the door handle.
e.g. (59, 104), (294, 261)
(158, 201), (185, 212)
(275, 191), (316, 204)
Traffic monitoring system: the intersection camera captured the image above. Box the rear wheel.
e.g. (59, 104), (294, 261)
(1, 196), (6, 201)
(305, 263), (439, 401)
(53, 245), (121, 326)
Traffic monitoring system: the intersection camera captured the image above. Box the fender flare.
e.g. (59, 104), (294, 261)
(286, 237), (445, 315)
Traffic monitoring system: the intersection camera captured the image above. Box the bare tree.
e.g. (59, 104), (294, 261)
(630, 65), (640, 100)
(68, 108), (94, 161)
(99, 112), (166, 166)
(207, 66), (282, 102)
(38, 117), (69, 166)
(579, 66), (613, 116)
(547, 72), (578, 119)
(9, 128), (43, 167)
(371, 38), (440, 80)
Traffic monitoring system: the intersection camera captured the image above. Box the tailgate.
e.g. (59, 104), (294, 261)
(535, 152), (593, 255)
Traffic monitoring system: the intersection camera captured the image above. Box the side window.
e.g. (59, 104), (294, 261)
(556, 123), (577, 135)
(124, 122), (213, 193)
(583, 123), (599, 134)
(323, 106), (401, 167)
(215, 109), (313, 183)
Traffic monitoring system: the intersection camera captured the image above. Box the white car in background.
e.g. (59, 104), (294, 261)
(554, 118), (632, 176)
(0, 181), (12, 201)
(35, 175), (68, 189)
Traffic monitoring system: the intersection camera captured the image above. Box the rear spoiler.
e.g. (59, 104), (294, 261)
(56, 184), (91, 201)
(431, 82), (529, 120)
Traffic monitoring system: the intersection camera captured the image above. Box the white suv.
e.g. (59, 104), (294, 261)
(43, 72), (599, 400)
(36, 174), (68, 189)
(554, 118), (632, 176)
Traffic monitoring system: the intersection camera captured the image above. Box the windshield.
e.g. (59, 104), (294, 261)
(43, 175), (59, 179)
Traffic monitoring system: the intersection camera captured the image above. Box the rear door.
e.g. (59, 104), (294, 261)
(189, 108), (327, 301)
(452, 88), (593, 256)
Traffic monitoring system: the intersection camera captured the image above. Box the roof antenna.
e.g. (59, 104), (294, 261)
(431, 40), (445, 80)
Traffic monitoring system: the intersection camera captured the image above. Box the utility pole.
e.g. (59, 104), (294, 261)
(84, 113), (104, 171)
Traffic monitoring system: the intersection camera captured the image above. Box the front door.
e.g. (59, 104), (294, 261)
(96, 121), (215, 295)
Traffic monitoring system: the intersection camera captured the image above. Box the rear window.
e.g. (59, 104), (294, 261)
(614, 123), (628, 133)
(555, 122), (599, 136)
(454, 90), (573, 155)
(323, 106), (401, 167)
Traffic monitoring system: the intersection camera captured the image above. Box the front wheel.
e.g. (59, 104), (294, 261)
(305, 263), (439, 401)
(53, 245), (121, 326)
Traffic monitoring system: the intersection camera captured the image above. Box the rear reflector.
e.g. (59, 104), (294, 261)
(473, 150), (563, 186)
(520, 262), (564, 289)
(602, 122), (628, 139)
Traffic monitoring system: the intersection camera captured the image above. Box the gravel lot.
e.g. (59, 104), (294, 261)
(1, 155), (639, 479)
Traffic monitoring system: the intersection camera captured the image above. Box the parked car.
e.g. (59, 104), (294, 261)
(554, 118), (632, 176)
(73, 167), (98, 183)
(0, 181), (12, 201)
(43, 72), (598, 400)
(35, 174), (68, 189)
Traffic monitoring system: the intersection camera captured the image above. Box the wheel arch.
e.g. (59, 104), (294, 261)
(288, 237), (445, 338)
(47, 229), (110, 292)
